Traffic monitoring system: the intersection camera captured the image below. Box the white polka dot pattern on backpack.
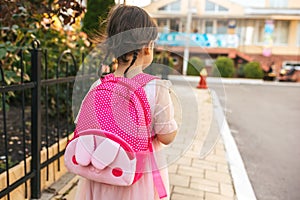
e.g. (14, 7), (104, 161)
(65, 73), (168, 197)
(74, 73), (156, 152)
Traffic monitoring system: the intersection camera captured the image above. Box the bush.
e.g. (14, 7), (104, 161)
(243, 62), (264, 79)
(187, 57), (205, 76)
(212, 56), (235, 78)
(146, 52), (175, 76)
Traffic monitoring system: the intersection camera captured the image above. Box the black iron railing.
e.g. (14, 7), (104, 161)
(0, 40), (89, 199)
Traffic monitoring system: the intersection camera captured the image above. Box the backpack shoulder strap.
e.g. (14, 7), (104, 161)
(133, 73), (167, 199)
(131, 73), (158, 87)
(101, 73), (157, 90)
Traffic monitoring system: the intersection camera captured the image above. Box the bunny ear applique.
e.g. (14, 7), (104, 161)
(75, 135), (95, 166)
(92, 138), (120, 170)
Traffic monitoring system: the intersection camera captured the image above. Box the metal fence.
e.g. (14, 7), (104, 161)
(0, 40), (85, 199)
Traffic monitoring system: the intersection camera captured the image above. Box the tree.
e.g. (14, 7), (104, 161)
(82, 0), (115, 37)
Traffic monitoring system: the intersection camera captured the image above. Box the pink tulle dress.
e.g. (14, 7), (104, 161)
(74, 76), (178, 200)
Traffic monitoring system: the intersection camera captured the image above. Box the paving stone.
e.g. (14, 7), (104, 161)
(168, 164), (178, 173)
(205, 192), (235, 200)
(177, 165), (204, 178)
(192, 159), (217, 171)
(205, 170), (232, 184)
(190, 182), (219, 193)
(205, 155), (228, 165)
(217, 163), (229, 173)
(174, 157), (192, 166)
(169, 173), (190, 187)
(190, 177), (218, 187)
(173, 186), (204, 197)
(172, 193), (204, 200)
(220, 183), (235, 197)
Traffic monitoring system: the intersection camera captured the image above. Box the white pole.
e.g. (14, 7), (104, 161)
(182, 0), (192, 75)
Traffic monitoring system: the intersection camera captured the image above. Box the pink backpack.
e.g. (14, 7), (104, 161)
(64, 73), (167, 198)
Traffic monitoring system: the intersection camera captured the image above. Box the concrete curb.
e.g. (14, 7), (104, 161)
(211, 90), (257, 200)
(207, 77), (300, 87)
(168, 75), (300, 87)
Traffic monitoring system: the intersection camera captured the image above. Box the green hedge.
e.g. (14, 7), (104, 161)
(243, 61), (264, 79)
(187, 57), (205, 76)
(212, 56), (235, 78)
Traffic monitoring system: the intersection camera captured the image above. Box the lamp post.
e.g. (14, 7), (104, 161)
(182, 0), (196, 75)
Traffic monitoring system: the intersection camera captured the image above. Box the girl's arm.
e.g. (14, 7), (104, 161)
(153, 80), (178, 145)
(156, 130), (177, 145)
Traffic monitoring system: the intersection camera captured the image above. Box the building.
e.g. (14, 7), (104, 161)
(143, 0), (300, 80)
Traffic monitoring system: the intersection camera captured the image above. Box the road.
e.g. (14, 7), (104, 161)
(221, 84), (300, 200)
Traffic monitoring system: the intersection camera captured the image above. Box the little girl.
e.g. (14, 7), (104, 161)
(74, 5), (178, 200)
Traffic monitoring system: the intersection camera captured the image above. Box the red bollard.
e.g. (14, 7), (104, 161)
(197, 68), (208, 89)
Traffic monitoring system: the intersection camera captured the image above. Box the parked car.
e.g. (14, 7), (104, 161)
(278, 63), (300, 82)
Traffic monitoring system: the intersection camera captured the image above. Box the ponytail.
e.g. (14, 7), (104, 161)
(124, 50), (138, 77)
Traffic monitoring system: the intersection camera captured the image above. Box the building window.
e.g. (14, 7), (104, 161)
(205, 0), (228, 12)
(192, 20), (200, 33)
(205, 0), (215, 11)
(157, 19), (170, 33)
(244, 20), (255, 45)
(257, 20), (265, 43)
(219, 5), (229, 11)
(274, 20), (289, 44)
(158, 0), (180, 11)
(157, 19), (167, 27)
(250, 19), (292, 46)
(217, 20), (227, 34)
(269, 0), (288, 8)
(170, 19), (179, 32)
(205, 21), (213, 34)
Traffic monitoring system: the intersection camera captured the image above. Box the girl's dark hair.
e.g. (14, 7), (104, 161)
(102, 5), (158, 71)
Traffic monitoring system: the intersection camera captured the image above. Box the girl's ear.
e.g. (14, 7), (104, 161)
(143, 41), (154, 55)
(143, 46), (151, 55)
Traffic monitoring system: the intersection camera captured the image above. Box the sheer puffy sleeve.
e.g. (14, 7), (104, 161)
(152, 80), (178, 135)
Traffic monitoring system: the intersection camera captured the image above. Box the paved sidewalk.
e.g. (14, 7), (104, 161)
(167, 88), (236, 200)
(43, 83), (237, 200)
